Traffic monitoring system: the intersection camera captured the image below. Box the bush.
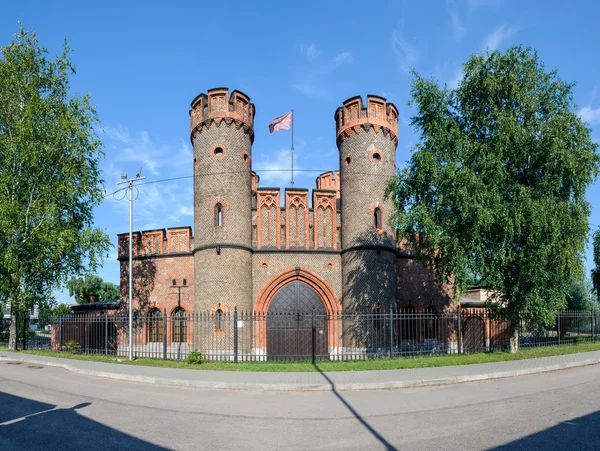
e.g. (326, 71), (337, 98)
(186, 349), (205, 365)
(63, 340), (81, 354)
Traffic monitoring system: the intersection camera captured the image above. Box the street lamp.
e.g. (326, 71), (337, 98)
(117, 168), (145, 360)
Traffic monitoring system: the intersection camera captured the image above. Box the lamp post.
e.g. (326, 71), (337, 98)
(117, 168), (145, 360)
(171, 278), (188, 307)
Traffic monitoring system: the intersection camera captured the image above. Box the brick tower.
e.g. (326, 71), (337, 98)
(190, 88), (255, 312)
(335, 95), (399, 312)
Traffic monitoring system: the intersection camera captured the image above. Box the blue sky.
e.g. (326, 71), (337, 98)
(2, 0), (600, 303)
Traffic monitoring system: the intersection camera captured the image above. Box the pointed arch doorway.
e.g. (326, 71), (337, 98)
(266, 281), (328, 361)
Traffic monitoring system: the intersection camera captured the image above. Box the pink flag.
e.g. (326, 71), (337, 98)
(268, 111), (292, 133)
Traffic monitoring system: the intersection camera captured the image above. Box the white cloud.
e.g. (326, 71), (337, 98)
(447, 0), (466, 40)
(301, 43), (319, 61)
(178, 139), (193, 159)
(391, 29), (418, 73)
(448, 67), (464, 89)
(105, 125), (132, 144)
(179, 205), (194, 216)
(579, 106), (600, 125)
(332, 52), (353, 65)
(290, 47), (353, 99)
(255, 149), (298, 186)
(102, 126), (194, 231)
(482, 24), (517, 51)
(468, 0), (501, 9)
(292, 84), (315, 96)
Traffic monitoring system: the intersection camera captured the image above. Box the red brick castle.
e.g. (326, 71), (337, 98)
(117, 87), (456, 354)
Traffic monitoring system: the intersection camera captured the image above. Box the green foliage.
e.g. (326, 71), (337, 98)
(387, 46), (600, 328)
(592, 229), (600, 302)
(62, 340), (81, 354)
(0, 25), (111, 349)
(39, 302), (73, 326)
(185, 349), (206, 365)
(566, 277), (595, 311)
(67, 275), (119, 304)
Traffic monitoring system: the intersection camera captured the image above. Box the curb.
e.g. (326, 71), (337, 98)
(2, 354), (600, 391)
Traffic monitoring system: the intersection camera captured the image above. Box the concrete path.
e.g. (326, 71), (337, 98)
(1, 350), (600, 391)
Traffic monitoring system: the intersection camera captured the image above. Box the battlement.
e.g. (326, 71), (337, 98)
(334, 95), (399, 146)
(117, 227), (193, 259)
(315, 171), (340, 204)
(189, 87), (255, 143)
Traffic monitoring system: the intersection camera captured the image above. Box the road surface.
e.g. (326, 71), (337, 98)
(1, 361), (599, 450)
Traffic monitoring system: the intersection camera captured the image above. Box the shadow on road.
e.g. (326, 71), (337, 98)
(314, 363), (397, 451)
(0, 392), (167, 450)
(490, 410), (600, 450)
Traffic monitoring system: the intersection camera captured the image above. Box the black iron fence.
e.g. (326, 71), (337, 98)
(0, 316), (51, 350)
(4, 309), (599, 362)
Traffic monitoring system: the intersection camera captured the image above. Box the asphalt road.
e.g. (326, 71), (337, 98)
(1, 362), (600, 450)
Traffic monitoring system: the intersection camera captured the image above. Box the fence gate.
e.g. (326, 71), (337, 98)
(267, 281), (328, 361)
(462, 315), (485, 353)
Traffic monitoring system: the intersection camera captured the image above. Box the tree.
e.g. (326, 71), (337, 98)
(38, 302), (72, 327)
(67, 275), (119, 304)
(0, 26), (111, 350)
(566, 277), (595, 311)
(593, 229), (600, 302)
(388, 47), (599, 330)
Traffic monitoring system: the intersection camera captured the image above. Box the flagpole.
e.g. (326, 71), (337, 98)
(291, 108), (294, 187)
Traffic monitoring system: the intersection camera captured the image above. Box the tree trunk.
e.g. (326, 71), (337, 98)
(509, 327), (519, 354)
(8, 305), (18, 351)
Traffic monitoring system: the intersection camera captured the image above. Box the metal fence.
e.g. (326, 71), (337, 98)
(519, 310), (599, 347)
(0, 317), (52, 350)
(4, 309), (599, 362)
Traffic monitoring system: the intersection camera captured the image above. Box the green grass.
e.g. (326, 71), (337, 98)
(7, 341), (600, 372)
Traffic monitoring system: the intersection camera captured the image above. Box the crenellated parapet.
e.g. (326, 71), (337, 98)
(189, 88), (255, 143)
(256, 188), (281, 249)
(313, 189), (338, 250)
(334, 95), (398, 146)
(285, 189), (310, 249)
(118, 227), (193, 259)
(315, 171), (340, 204)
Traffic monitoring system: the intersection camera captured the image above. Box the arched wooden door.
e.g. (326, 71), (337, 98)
(267, 281), (328, 361)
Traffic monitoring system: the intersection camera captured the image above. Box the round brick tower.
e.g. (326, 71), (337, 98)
(190, 88), (255, 312)
(336, 95), (399, 312)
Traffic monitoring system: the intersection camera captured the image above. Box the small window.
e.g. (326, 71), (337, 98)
(374, 207), (382, 229)
(215, 203), (223, 227)
(148, 309), (163, 343)
(172, 307), (187, 343)
(215, 308), (223, 332)
(213, 147), (224, 157)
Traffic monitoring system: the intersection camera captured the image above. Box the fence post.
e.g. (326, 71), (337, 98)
(389, 308), (394, 358)
(104, 314), (108, 356)
(163, 308), (167, 360)
(557, 311), (561, 346)
(23, 315), (27, 350)
(312, 307), (316, 364)
(592, 311), (595, 344)
(457, 303), (462, 355)
(234, 307), (238, 364)
(59, 316), (63, 351)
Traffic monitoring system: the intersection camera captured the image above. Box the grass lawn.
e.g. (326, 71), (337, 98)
(5, 341), (600, 372)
